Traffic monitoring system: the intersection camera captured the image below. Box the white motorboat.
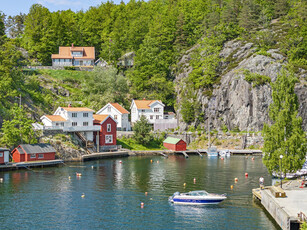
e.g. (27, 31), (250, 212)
(207, 146), (218, 157)
(219, 149), (230, 157)
(169, 190), (227, 205)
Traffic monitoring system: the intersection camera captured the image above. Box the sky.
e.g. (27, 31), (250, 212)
(1, 0), (127, 16)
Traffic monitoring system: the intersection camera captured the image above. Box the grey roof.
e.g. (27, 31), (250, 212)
(0, 148), (9, 151)
(19, 144), (56, 154)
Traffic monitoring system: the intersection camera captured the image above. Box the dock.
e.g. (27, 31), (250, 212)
(252, 181), (307, 230)
(0, 160), (64, 171)
(81, 151), (129, 161)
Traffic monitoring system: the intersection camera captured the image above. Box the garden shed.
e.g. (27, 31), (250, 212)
(163, 137), (187, 151)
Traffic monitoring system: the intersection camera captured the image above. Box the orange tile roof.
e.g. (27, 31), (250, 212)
(110, 103), (129, 114)
(51, 46), (95, 60)
(45, 115), (67, 122)
(93, 114), (109, 123)
(61, 107), (94, 112)
(134, 100), (162, 109)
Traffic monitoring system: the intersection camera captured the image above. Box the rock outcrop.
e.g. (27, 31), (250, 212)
(175, 39), (307, 132)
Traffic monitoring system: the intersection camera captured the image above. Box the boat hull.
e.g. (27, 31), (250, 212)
(171, 198), (226, 205)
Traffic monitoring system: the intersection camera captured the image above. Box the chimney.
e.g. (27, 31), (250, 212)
(68, 103), (72, 107)
(72, 43), (74, 48)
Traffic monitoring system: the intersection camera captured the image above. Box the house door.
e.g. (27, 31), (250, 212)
(80, 61), (83, 66)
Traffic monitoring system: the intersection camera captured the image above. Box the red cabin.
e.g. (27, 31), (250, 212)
(0, 148), (10, 164)
(93, 115), (117, 147)
(12, 144), (56, 163)
(163, 137), (187, 151)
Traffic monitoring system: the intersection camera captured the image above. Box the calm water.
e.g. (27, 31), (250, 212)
(0, 155), (279, 229)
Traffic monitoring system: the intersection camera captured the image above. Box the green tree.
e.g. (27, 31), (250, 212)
(81, 67), (129, 110)
(133, 115), (152, 145)
(238, 0), (260, 30)
(274, 0), (289, 18)
(0, 12), (5, 37)
(262, 71), (307, 174)
(0, 104), (38, 149)
(5, 13), (26, 38)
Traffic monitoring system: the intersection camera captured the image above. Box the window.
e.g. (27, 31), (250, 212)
(107, 106), (111, 112)
(107, 124), (111, 132)
(30, 154), (36, 159)
(56, 123), (59, 126)
(0, 153), (3, 157)
(60, 122), (64, 126)
(150, 115), (153, 119)
(105, 135), (113, 143)
(83, 113), (88, 117)
(83, 122), (88, 126)
(114, 115), (118, 120)
(154, 108), (159, 112)
(72, 122), (77, 126)
(38, 154), (44, 159)
(156, 115), (159, 119)
(72, 113), (77, 117)
(141, 109), (145, 112)
(132, 108), (136, 113)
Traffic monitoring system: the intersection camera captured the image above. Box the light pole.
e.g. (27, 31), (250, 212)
(280, 154), (283, 188)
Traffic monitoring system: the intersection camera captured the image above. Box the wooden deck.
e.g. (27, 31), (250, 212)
(252, 187), (262, 201)
(0, 160), (64, 171)
(82, 151), (129, 161)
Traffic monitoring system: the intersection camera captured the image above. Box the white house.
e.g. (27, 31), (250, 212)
(96, 103), (131, 131)
(130, 99), (165, 124)
(40, 107), (100, 142)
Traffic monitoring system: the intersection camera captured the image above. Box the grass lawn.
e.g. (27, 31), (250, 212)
(117, 137), (165, 150)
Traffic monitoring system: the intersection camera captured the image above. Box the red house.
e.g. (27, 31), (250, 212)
(163, 137), (187, 151)
(0, 148), (10, 164)
(93, 115), (117, 147)
(12, 144), (56, 163)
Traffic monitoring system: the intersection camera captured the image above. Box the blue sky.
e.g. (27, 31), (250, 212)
(1, 0), (127, 16)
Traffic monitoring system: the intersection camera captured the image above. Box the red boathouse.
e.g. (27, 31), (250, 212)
(12, 144), (56, 163)
(93, 114), (117, 146)
(0, 148), (10, 164)
(163, 137), (187, 151)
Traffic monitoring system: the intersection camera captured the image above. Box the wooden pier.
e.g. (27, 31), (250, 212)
(0, 160), (64, 171)
(81, 151), (129, 161)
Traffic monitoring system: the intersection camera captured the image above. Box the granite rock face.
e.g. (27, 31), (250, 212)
(175, 39), (307, 131)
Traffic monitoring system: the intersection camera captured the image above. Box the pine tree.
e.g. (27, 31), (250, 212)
(262, 71), (307, 174)
(238, 0), (260, 30)
(133, 115), (152, 145)
(274, 0), (289, 18)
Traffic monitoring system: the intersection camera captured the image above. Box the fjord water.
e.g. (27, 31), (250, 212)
(0, 156), (278, 229)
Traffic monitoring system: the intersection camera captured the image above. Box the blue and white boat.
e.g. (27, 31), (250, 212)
(169, 190), (227, 205)
(207, 146), (218, 157)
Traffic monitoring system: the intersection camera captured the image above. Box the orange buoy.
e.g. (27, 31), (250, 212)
(193, 178), (196, 184)
(141, 202), (144, 208)
(183, 183), (186, 187)
(145, 192), (148, 196)
(221, 157), (224, 160)
(235, 178), (238, 182)
(157, 161), (159, 163)
(252, 157), (255, 161)
(230, 185), (233, 190)
(150, 159), (153, 163)
(76, 173), (82, 177)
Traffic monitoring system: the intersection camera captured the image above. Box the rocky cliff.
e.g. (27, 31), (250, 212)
(175, 39), (307, 132)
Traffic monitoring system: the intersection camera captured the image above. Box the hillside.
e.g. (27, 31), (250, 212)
(0, 0), (306, 133)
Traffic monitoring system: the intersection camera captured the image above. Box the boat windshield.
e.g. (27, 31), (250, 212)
(187, 191), (209, 196)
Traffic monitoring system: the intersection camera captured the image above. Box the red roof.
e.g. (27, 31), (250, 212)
(134, 100), (162, 109)
(93, 114), (109, 123)
(51, 46), (95, 60)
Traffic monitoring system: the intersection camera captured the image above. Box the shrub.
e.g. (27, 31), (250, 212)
(243, 69), (271, 87)
(64, 66), (76, 70)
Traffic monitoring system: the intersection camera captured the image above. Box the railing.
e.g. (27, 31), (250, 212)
(63, 126), (100, 132)
(298, 212), (307, 222)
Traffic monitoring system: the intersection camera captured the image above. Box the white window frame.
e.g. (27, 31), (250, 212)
(156, 115), (159, 119)
(72, 113), (77, 117)
(154, 108), (159, 112)
(38, 154), (44, 159)
(105, 135), (113, 143)
(0, 153), (3, 157)
(107, 106), (111, 112)
(83, 113), (88, 117)
(83, 122), (88, 126)
(30, 154), (36, 159)
(114, 115), (118, 120)
(107, 124), (111, 132)
(150, 115), (153, 120)
(72, 122), (77, 126)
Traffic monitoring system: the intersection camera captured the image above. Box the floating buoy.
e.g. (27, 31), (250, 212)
(145, 192), (148, 196)
(230, 185), (233, 190)
(235, 178), (238, 182)
(91, 165), (94, 169)
(221, 157), (224, 160)
(183, 183), (186, 187)
(119, 160), (122, 164)
(0, 178), (3, 183)
(157, 161), (159, 164)
(252, 157), (255, 161)
(245, 173), (248, 177)
(141, 202), (144, 208)
(150, 159), (153, 163)
(68, 176), (71, 180)
(81, 193), (85, 198)
(245, 156), (248, 159)
(76, 173), (82, 177)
